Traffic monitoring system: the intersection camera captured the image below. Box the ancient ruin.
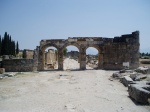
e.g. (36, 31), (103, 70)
(23, 49), (34, 59)
(37, 31), (140, 71)
(1, 31), (140, 72)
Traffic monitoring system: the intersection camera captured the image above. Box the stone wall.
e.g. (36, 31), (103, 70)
(103, 31), (139, 70)
(2, 59), (34, 72)
(23, 49), (34, 59)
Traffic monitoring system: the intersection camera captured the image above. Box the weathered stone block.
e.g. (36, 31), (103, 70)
(128, 84), (150, 104)
(135, 66), (149, 74)
(120, 76), (133, 87)
(0, 68), (5, 74)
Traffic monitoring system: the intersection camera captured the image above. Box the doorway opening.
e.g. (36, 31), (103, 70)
(63, 45), (80, 70)
(44, 47), (58, 70)
(86, 47), (99, 69)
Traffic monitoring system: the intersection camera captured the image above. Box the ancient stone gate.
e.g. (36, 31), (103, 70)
(37, 31), (139, 70)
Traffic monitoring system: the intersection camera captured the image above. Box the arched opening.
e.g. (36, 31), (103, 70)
(43, 46), (58, 70)
(63, 45), (80, 70)
(86, 47), (99, 69)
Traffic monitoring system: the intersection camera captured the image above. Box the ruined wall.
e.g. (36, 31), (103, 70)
(23, 49), (34, 59)
(103, 31), (139, 70)
(38, 31), (139, 70)
(2, 59), (34, 72)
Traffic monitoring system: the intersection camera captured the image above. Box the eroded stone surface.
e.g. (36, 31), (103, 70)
(128, 83), (150, 104)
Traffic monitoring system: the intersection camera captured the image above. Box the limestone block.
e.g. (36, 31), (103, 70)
(120, 76), (133, 87)
(0, 74), (5, 79)
(130, 72), (137, 80)
(135, 66), (149, 74)
(128, 84), (150, 104)
(4, 73), (16, 77)
(112, 72), (120, 78)
(135, 74), (147, 81)
(0, 68), (5, 74)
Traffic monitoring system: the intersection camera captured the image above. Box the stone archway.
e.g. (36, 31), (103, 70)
(85, 45), (104, 69)
(39, 42), (59, 70)
(63, 44), (80, 70)
(62, 42), (80, 70)
(38, 31), (139, 71)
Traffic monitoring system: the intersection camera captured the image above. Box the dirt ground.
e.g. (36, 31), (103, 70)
(0, 58), (150, 112)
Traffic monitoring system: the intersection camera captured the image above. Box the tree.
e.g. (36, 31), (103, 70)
(16, 41), (19, 55)
(0, 35), (1, 55)
(0, 32), (19, 56)
(12, 41), (16, 56)
(63, 48), (67, 56)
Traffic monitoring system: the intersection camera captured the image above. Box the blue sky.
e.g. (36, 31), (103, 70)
(0, 0), (150, 54)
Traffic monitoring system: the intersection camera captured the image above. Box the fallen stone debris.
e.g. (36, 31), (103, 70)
(112, 66), (150, 104)
(0, 72), (17, 80)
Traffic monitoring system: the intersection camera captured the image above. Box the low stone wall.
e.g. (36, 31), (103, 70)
(2, 59), (35, 72)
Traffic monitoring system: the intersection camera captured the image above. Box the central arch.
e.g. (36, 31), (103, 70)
(62, 42), (80, 70)
(63, 45), (80, 70)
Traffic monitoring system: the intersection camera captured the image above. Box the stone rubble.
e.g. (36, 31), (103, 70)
(0, 72), (17, 79)
(112, 66), (150, 104)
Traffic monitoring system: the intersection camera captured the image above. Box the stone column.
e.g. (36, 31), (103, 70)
(80, 47), (86, 70)
(37, 49), (45, 71)
(58, 50), (63, 70)
(33, 46), (39, 71)
(98, 53), (104, 69)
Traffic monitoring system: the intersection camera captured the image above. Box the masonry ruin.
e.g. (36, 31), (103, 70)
(36, 31), (139, 71)
(1, 31), (140, 72)
(23, 49), (34, 59)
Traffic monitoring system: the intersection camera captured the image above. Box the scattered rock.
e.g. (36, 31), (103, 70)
(112, 72), (120, 78)
(125, 70), (134, 73)
(3, 73), (16, 77)
(135, 66), (149, 74)
(0, 76), (3, 80)
(0, 68), (5, 74)
(65, 104), (76, 111)
(109, 78), (113, 81)
(135, 75), (147, 81)
(130, 72), (137, 80)
(120, 76), (133, 87)
(128, 84), (150, 104)
(120, 69), (126, 73)
(0, 74), (5, 80)
(146, 81), (150, 85)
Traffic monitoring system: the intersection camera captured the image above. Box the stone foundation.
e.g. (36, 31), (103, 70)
(2, 59), (35, 72)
